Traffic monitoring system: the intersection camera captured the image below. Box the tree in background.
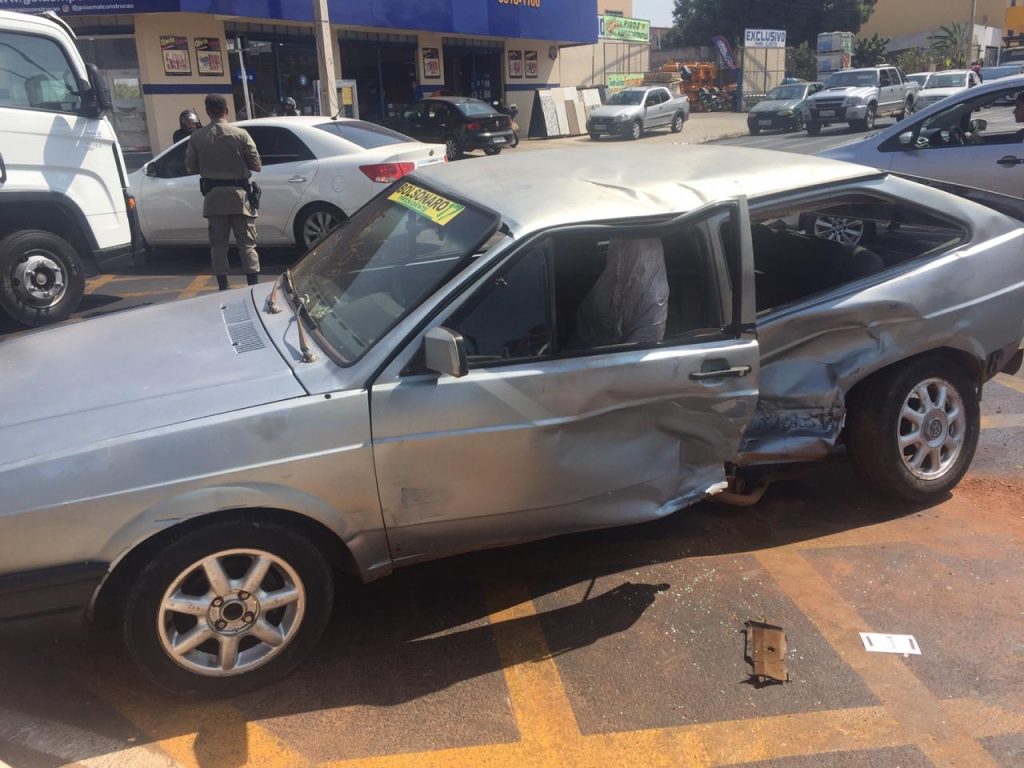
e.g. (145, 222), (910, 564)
(929, 23), (970, 69)
(671, 0), (878, 48)
(786, 43), (818, 81)
(895, 47), (936, 75)
(853, 33), (890, 67)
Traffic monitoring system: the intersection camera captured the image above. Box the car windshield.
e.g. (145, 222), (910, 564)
(926, 73), (968, 89)
(290, 181), (499, 364)
(907, 74), (931, 87)
(456, 101), (498, 116)
(825, 71), (879, 87)
(766, 84), (806, 100)
(315, 120), (413, 148)
(980, 66), (1021, 80)
(607, 90), (644, 105)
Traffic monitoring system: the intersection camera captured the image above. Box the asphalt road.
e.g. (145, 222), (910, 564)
(712, 119), (890, 155)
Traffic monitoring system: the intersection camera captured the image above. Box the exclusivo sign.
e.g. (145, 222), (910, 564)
(744, 28), (786, 48)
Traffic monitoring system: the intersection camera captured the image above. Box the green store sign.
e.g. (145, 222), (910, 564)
(598, 15), (650, 44)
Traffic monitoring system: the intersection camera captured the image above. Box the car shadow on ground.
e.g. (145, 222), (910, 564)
(0, 460), (943, 767)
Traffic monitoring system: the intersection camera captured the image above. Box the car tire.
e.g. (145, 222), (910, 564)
(670, 112), (685, 133)
(846, 356), (980, 502)
(295, 204), (346, 250)
(483, 147), (502, 156)
(749, 125), (761, 136)
(800, 214), (877, 246)
(806, 121), (822, 136)
(444, 136), (463, 161)
(0, 229), (85, 327)
(630, 120), (642, 140)
(589, 131), (600, 140)
(853, 104), (876, 131)
(122, 516), (335, 697)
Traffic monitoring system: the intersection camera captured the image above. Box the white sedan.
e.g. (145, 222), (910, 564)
(129, 117), (447, 249)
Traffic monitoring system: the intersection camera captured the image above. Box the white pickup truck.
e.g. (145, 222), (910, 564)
(803, 66), (919, 135)
(586, 86), (690, 140)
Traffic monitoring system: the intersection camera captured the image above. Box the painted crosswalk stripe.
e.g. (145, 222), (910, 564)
(0, 706), (180, 768)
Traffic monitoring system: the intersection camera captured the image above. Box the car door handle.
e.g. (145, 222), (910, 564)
(288, 176), (307, 183)
(689, 365), (753, 381)
(997, 155), (1024, 167)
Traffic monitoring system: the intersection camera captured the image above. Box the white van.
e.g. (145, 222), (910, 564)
(0, 10), (140, 326)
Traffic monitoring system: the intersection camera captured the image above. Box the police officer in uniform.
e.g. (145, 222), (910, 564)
(185, 93), (262, 290)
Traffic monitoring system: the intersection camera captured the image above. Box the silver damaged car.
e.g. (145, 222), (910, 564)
(2, 146), (1023, 695)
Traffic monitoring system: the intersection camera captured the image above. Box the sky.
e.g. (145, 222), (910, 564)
(631, 0), (674, 27)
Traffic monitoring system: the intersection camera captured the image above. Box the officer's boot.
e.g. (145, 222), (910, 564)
(216, 274), (230, 291)
(246, 272), (259, 286)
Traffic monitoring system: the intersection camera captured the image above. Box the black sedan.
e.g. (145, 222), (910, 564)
(386, 96), (514, 160)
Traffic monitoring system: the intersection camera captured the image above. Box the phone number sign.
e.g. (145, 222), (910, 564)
(744, 28), (786, 48)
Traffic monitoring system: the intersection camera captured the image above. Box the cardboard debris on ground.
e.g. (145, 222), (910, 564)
(745, 618), (789, 685)
(859, 632), (921, 655)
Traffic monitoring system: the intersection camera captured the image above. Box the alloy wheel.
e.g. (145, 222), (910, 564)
(813, 216), (864, 246)
(157, 548), (306, 677)
(897, 378), (966, 481)
(302, 211), (341, 248)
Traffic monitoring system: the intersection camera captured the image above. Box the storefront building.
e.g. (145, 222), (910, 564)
(9, 0), (598, 161)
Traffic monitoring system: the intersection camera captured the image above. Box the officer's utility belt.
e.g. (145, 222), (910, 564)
(199, 177), (261, 211)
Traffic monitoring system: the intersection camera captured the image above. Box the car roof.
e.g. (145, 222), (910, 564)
(411, 145), (883, 233)
(426, 96), (488, 104)
(234, 116), (361, 128)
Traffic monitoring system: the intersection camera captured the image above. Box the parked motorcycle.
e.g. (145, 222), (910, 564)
(491, 100), (520, 148)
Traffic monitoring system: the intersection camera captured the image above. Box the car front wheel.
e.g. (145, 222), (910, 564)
(670, 113), (685, 133)
(806, 121), (821, 136)
(0, 230), (85, 327)
(630, 120), (642, 140)
(846, 357), (980, 502)
(123, 517), (334, 696)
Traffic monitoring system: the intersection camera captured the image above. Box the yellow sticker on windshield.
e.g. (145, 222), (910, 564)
(388, 182), (465, 226)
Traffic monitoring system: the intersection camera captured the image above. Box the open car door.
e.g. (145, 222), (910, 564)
(369, 198), (760, 566)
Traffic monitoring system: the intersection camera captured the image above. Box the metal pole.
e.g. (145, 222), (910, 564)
(968, 0), (978, 65)
(236, 38), (252, 120)
(313, 0), (338, 116)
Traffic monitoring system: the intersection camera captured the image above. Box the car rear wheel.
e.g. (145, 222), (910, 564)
(630, 120), (642, 140)
(670, 113), (685, 133)
(802, 214), (876, 246)
(0, 229), (85, 327)
(444, 136), (463, 161)
(123, 517), (334, 696)
(483, 147), (502, 156)
(846, 357), (979, 502)
(295, 204), (345, 249)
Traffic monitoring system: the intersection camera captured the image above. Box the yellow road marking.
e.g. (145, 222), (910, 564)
(994, 373), (1024, 395)
(981, 412), (1024, 429)
(84, 274), (116, 294)
(755, 548), (998, 768)
(177, 273), (212, 300)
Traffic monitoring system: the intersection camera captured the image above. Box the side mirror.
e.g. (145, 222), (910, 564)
(970, 118), (988, 133)
(144, 162), (156, 177)
(84, 63), (113, 114)
(423, 326), (468, 378)
(898, 131), (916, 149)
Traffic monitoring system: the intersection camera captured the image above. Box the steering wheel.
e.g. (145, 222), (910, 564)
(947, 125), (966, 146)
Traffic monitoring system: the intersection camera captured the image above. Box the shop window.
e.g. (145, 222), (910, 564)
(0, 32), (82, 114)
(746, 194), (966, 313)
(245, 126), (315, 165)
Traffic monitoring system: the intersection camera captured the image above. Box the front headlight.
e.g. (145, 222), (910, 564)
(845, 95), (864, 106)
(779, 109), (793, 117)
(615, 114), (630, 121)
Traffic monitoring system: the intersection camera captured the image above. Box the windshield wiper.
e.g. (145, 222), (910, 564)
(278, 268), (319, 364)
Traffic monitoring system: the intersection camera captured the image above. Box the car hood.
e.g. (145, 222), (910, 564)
(750, 98), (801, 113)
(810, 86), (873, 100)
(589, 104), (641, 119)
(918, 87), (964, 99)
(0, 290), (304, 468)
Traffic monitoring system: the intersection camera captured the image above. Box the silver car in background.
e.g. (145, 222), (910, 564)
(819, 74), (1024, 199)
(2, 146), (1022, 696)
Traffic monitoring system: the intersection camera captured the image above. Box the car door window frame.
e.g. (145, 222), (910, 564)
(401, 205), (747, 375)
(245, 126), (316, 166)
